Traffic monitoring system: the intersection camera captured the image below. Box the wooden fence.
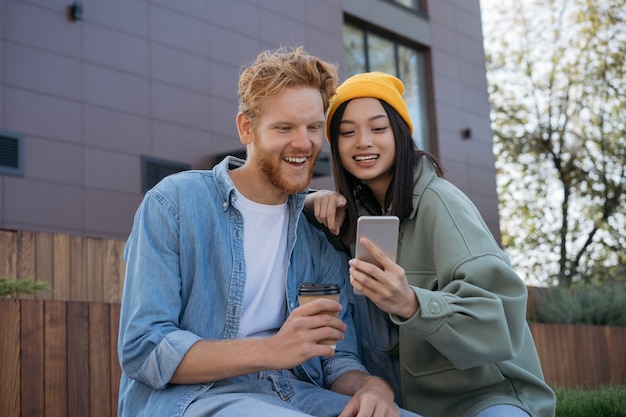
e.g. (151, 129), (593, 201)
(1, 228), (625, 417)
(1, 298), (624, 417)
(530, 322), (626, 388)
(0, 299), (120, 417)
(0, 229), (125, 303)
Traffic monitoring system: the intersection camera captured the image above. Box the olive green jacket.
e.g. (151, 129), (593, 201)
(352, 159), (556, 417)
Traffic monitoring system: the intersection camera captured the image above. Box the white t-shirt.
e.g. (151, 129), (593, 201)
(234, 189), (289, 338)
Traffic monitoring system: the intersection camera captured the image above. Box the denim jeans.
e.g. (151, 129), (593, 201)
(474, 405), (531, 417)
(183, 370), (421, 417)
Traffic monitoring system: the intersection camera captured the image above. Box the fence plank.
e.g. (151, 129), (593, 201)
(89, 303), (112, 417)
(573, 325), (588, 386)
(116, 240), (126, 301)
(35, 232), (54, 300)
(545, 324), (560, 385)
(67, 301), (90, 416)
(17, 230), (36, 280)
(53, 234), (71, 300)
(589, 325), (609, 386)
(103, 240), (124, 303)
(86, 237), (104, 302)
(45, 300), (68, 417)
(0, 229), (17, 278)
(110, 303), (121, 417)
(565, 324), (578, 386)
(605, 326), (626, 385)
(529, 324), (546, 375)
(540, 323), (560, 386)
(0, 299), (21, 417)
(616, 327), (626, 385)
(20, 300), (45, 416)
(531, 323), (558, 386)
(70, 235), (87, 300)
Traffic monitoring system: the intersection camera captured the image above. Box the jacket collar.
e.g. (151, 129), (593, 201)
(212, 155), (308, 216)
(409, 157), (437, 219)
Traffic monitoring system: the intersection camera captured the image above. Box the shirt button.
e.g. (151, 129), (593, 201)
(223, 202), (228, 209)
(428, 301), (441, 314)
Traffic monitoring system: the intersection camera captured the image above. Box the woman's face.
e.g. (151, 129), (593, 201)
(337, 98), (396, 198)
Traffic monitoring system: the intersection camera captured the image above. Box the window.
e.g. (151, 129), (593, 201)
(0, 129), (24, 177)
(384, 0), (426, 14)
(343, 22), (430, 150)
(141, 156), (190, 193)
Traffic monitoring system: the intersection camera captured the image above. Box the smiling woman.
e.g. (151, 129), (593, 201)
(336, 97), (397, 207)
(305, 71), (557, 417)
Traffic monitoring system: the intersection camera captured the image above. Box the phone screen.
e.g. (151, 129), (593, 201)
(354, 216), (399, 268)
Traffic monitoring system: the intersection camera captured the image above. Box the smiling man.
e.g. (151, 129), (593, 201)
(117, 46), (420, 417)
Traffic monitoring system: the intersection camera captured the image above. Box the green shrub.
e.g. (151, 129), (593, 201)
(555, 386), (626, 417)
(0, 277), (54, 299)
(534, 281), (626, 326)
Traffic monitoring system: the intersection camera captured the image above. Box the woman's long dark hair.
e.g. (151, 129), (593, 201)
(328, 99), (443, 246)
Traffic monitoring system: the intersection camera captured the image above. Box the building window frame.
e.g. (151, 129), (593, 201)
(381, 0), (427, 15)
(343, 18), (431, 151)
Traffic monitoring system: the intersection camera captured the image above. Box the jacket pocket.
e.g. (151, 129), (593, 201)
(401, 338), (505, 394)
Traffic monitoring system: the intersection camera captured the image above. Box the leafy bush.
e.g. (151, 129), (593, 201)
(555, 386), (626, 417)
(0, 277), (54, 299)
(534, 281), (626, 326)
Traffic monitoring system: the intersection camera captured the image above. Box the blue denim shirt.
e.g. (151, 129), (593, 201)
(117, 156), (367, 417)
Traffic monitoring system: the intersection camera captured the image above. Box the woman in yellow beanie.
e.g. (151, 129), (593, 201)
(305, 72), (556, 417)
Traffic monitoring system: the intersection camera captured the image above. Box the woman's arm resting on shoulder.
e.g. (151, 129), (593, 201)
(304, 190), (347, 235)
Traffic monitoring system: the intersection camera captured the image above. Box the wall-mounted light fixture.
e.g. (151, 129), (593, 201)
(461, 128), (472, 139)
(69, 2), (83, 21)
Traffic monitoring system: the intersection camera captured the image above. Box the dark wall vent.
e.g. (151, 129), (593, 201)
(0, 130), (24, 177)
(141, 156), (191, 193)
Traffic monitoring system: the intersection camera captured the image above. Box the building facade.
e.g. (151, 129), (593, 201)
(0, 0), (501, 243)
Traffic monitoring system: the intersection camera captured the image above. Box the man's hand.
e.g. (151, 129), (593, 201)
(304, 190), (347, 235)
(333, 372), (400, 417)
(171, 298), (345, 384)
(265, 298), (346, 368)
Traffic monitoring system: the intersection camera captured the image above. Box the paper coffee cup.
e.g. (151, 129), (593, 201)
(297, 282), (341, 349)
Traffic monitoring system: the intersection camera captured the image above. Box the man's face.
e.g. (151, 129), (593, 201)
(248, 87), (325, 197)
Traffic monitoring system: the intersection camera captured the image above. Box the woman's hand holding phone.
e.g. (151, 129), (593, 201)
(351, 216), (419, 319)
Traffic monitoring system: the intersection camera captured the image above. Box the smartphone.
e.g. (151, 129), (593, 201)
(353, 216), (399, 294)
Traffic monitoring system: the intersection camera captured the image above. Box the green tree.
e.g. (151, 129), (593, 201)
(482, 0), (626, 286)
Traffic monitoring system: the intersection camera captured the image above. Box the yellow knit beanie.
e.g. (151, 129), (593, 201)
(326, 71), (413, 142)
